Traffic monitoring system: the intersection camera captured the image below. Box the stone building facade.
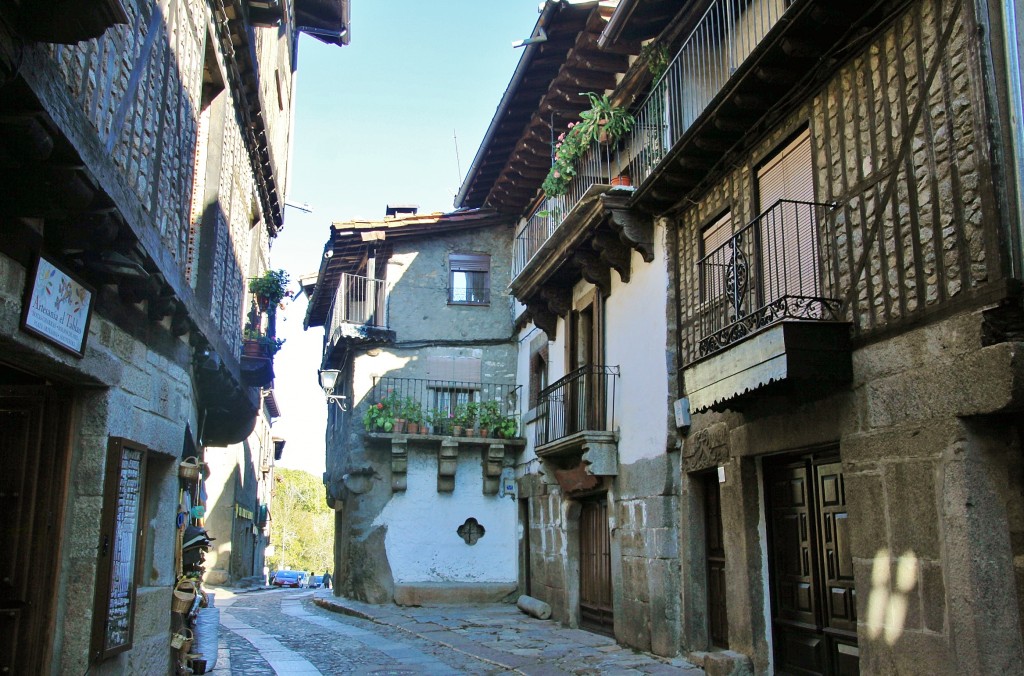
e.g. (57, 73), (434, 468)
(303, 207), (523, 605)
(454, 0), (1024, 673)
(0, 1), (347, 673)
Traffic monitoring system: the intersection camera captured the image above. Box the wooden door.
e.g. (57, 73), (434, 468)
(579, 497), (613, 635)
(0, 383), (73, 675)
(766, 452), (858, 675)
(703, 472), (728, 648)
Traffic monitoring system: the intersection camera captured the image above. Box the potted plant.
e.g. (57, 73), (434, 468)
(495, 415), (519, 439)
(402, 397), (423, 434)
(426, 408), (448, 435)
(451, 402), (472, 437)
(463, 402), (481, 437)
(542, 92), (635, 198)
(249, 269), (290, 312)
(478, 400), (502, 438)
(364, 390), (400, 433)
(362, 399), (394, 433)
(242, 327), (285, 357)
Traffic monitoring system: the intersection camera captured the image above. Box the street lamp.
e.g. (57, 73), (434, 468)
(318, 369), (347, 410)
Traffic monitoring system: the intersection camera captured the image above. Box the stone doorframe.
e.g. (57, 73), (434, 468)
(679, 448), (771, 673)
(561, 478), (620, 635)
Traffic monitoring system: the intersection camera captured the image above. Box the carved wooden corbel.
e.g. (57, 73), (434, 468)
(539, 285), (572, 317)
(592, 230), (632, 283)
(526, 299), (558, 338)
(602, 195), (654, 263)
(573, 249), (611, 296)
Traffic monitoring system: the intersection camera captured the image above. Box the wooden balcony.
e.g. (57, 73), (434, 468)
(325, 273), (393, 354)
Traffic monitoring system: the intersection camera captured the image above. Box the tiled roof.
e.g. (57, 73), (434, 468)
(303, 208), (512, 328)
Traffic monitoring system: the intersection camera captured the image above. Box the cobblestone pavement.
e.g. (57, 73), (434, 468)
(207, 587), (703, 675)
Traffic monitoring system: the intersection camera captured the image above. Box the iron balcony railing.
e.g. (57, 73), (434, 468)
(691, 199), (840, 362)
(366, 376), (521, 437)
(535, 365), (619, 447)
(328, 273), (387, 335)
(626, 0), (792, 187)
(514, 142), (628, 279)
(517, 0), (792, 281)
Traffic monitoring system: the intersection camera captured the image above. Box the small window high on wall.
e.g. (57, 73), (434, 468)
(449, 253), (490, 305)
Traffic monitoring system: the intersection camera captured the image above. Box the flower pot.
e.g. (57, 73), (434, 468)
(452, 425), (464, 437)
(478, 428), (489, 439)
(610, 175), (631, 187)
(406, 422), (419, 434)
(242, 339), (265, 357)
(393, 419), (406, 434)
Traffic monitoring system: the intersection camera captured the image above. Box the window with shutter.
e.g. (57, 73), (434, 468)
(449, 253), (490, 305)
(756, 128), (817, 301)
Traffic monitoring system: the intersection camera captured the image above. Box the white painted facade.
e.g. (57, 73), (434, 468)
(515, 220), (671, 469)
(376, 449), (517, 584)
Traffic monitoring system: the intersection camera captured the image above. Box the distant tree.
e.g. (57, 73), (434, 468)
(270, 468), (333, 573)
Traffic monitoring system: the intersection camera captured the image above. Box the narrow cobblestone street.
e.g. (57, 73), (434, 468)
(208, 588), (702, 675)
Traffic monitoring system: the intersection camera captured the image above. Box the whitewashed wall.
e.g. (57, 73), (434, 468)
(377, 450), (517, 584)
(604, 221), (670, 463)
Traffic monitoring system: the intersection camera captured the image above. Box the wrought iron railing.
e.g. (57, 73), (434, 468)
(626, 0), (792, 187)
(534, 365), (619, 447)
(328, 273), (387, 335)
(514, 142), (628, 279)
(365, 376), (521, 437)
(690, 199), (840, 361)
(517, 1), (792, 280)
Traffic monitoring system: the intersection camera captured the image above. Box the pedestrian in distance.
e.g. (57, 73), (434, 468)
(323, 570), (332, 589)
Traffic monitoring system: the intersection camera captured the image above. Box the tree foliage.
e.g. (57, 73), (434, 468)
(269, 468), (333, 575)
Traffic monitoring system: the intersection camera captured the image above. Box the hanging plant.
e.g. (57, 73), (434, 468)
(248, 269), (290, 311)
(641, 42), (670, 82)
(542, 92), (635, 198)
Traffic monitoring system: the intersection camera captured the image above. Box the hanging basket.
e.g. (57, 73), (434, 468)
(179, 457), (202, 481)
(171, 627), (193, 650)
(172, 579), (199, 614)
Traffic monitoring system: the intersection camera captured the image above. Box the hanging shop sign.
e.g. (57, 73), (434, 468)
(21, 253), (95, 357)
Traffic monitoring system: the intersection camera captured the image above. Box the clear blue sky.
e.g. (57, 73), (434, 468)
(271, 1), (543, 476)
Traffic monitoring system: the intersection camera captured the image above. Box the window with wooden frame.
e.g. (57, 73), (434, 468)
(91, 438), (149, 662)
(449, 253), (490, 305)
(528, 343), (549, 410)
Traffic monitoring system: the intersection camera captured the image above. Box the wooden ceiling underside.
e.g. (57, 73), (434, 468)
(461, 6), (638, 217)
